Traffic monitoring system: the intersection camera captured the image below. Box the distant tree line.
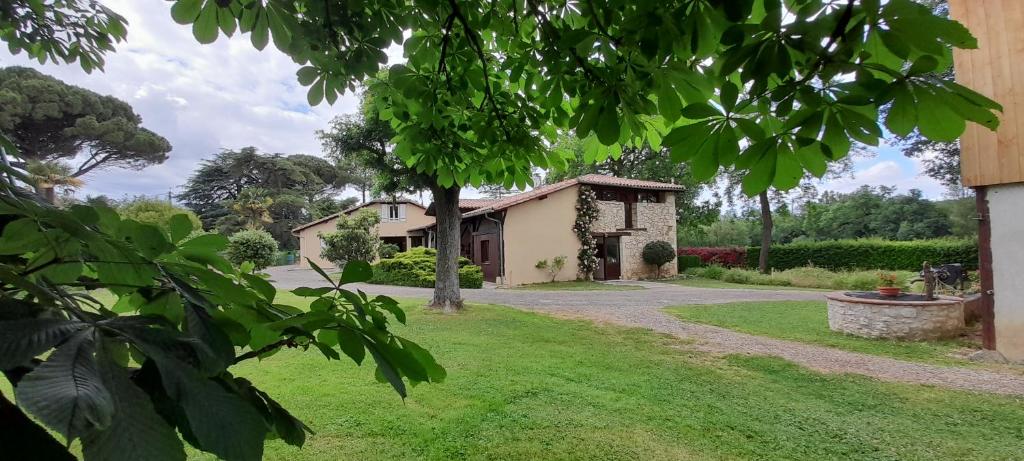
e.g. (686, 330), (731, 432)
(176, 147), (358, 249)
(680, 185), (976, 247)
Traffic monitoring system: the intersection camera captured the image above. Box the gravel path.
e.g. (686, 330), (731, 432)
(267, 266), (1024, 395)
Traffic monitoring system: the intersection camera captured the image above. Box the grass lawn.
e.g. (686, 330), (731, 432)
(667, 277), (830, 291)
(203, 294), (1023, 459)
(9, 293), (1024, 460)
(665, 301), (979, 366)
(512, 280), (643, 291)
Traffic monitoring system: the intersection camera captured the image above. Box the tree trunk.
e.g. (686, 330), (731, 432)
(40, 185), (56, 204)
(430, 184), (463, 312)
(758, 191), (773, 274)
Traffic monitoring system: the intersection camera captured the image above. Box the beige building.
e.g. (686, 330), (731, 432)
(290, 175), (682, 286)
(291, 199), (433, 268)
(432, 175), (682, 287)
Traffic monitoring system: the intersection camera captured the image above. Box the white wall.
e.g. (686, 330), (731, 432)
(990, 183), (1024, 362)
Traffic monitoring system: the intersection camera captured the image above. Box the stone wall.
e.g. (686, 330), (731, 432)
(825, 293), (965, 340)
(621, 201), (677, 279)
(593, 201), (625, 232)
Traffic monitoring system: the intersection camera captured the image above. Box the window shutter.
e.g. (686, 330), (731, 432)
(399, 204), (406, 221)
(381, 204), (388, 222)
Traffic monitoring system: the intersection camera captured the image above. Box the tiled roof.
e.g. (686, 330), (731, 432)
(458, 198), (501, 209)
(291, 198), (424, 233)
(461, 174), (682, 218)
(577, 174), (685, 191)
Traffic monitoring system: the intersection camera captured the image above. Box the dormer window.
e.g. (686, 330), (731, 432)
(382, 203), (406, 222)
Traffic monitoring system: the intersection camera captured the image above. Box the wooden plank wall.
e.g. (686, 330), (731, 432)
(949, 0), (1024, 187)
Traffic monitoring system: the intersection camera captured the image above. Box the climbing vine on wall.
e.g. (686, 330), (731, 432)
(574, 185), (599, 280)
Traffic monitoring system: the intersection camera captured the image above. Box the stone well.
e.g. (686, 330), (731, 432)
(825, 292), (965, 340)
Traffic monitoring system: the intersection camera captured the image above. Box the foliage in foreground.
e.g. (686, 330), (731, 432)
(685, 265), (918, 291)
(369, 247), (483, 289)
(0, 185), (442, 461)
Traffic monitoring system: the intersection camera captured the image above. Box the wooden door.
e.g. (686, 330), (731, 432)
(472, 234), (499, 282)
(603, 236), (621, 280)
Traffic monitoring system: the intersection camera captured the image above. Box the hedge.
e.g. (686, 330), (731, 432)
(677, 247), (747, 267)
(677, 255), (702, 272)
(368, 247), (484, 289)
(745, 239), (978, 271)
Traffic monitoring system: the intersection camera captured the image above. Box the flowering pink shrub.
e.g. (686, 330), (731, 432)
(677, 247), (747, 268)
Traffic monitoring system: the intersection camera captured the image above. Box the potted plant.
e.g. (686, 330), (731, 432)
(877, 272), (901, 297)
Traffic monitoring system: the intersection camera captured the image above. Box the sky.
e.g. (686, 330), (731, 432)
(0, 1), (949, 204)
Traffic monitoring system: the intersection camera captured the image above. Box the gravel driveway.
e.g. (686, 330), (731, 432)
(266, 266), (1024, 395)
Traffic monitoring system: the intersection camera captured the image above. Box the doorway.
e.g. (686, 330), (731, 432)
(595, 236), (621, 280)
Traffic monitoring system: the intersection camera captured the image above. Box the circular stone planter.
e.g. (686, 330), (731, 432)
(825, 291), (965, 340)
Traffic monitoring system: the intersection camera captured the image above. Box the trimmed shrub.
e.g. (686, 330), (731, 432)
(642, 240), (676, 278)
(369, 247), (483, 289)
(678, 247), (747, 267)
(226, 229), (278, 270)
(745, 238), (978, 271)
(677, 254), (701, 272)
(378, 243), (400, 259)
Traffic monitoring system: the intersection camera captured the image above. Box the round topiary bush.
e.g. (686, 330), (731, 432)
(226, 229), (279, 270)
(642, 240), (676, 279)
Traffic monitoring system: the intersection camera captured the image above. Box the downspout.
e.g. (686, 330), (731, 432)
(483, 212), (505, 284)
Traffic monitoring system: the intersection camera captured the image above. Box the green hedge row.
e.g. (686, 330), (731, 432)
(745, 239), (978, 271)
(369, 247), (483, 289)
(677, 255), (702, 272)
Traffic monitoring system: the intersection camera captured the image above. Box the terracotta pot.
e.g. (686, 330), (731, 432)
(877, 286), (902, 297)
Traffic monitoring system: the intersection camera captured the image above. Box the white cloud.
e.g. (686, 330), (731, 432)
(817, 157), (946, 198)
(0, 0), (361, 200)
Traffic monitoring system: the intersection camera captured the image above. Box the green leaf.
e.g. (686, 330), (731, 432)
(690, 133), (720, 181)
(192, 2), (220, 44)
(126, 221), (174, 259)
(821, 112), (851, 159)
(291, 286), (333, 297)
(720, 81), (738, 113)
(307, 78), (325, 106)
(152, 360), (267, 461)
(662, 122), (712, 148)
(336, 326), (365, 364)
(740, 148), (777, 196)
(265, 4), (292, 51)
(296, 66), (318, 86)
(170, 0), (202, 24)
(795, 143), (828, 178)
(595, 106), (621, 145)
(339, 260), (372, 285)
(681, 102), (720, 119)
(907, 55), (938, 76)
(16, 331), (114, 441)
(241, 273), (276, 302)
(183, 303), (235, 375)
(248, 324), (279, 351)
(0, 318), (86, 369)
(772, 147), (803, 190)
(915, 87), (966, 142)
(0, 218), (45, 255)
(250, 8), (269, 50)
(81, 345), (186, 461)
(885, 84), (917, 137)
(657, 80), (682, 123)
(217, 6), (236, 37)
(168, 214), (194, 244)
(366, 342), (406, 398)
(179, 233), (229, 252)
(717, 124), (740, 166)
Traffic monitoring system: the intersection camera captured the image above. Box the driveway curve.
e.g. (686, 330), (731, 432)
(266, 266), (1024, 395)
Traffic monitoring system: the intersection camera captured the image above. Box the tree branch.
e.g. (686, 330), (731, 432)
(446, 0), (513, 140)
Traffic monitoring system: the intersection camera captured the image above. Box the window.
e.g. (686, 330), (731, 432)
(638, 192), (659, 203)
(597, 189), (620, 202)
(382, 203), (406, 222)
(479, 240), (490, 263)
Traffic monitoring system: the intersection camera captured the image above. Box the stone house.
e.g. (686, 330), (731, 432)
(291, 199), (432, 268)
(291, 175), (682, 286)
(416, 174), (682, 286)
